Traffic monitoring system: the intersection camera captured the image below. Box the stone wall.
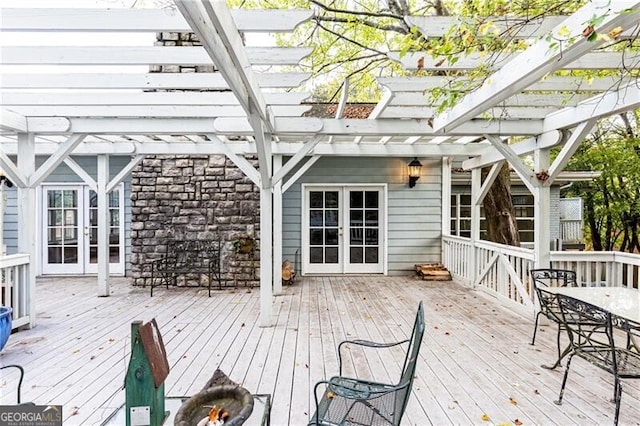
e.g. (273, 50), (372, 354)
(130, 155), (260, 288)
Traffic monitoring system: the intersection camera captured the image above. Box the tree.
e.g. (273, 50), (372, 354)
(564, 111), (640, 252)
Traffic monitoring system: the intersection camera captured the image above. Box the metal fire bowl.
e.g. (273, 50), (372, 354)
(174, 385), (254, 426)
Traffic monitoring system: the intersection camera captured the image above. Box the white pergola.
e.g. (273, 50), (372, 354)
(1, 1), (639, 326)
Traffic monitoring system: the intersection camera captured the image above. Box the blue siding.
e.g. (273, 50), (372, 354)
(282, 156), (442, 275)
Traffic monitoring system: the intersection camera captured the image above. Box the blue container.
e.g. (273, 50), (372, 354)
(0, 306), (12, 352)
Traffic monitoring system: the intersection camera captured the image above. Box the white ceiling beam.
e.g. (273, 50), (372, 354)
(0, 72), (311, 90)
(29, 134), (86, 187)
(9, 105), (311, 119)
(431, 1), (640, 132)
(2, 92), (309, 106)
(544, 120), (597, 186)
(378, 75), (633, 92)
(543, 83), (640, 131)
(1, 109), (28, 133)
(271, 136), (323, 186)
(484, 134), (536, 192)
(215, 117), (544, 136)
(0, 150), (28, 188)
(23, 118), (70, 133)
(0, 139), (490, 157)
(379, 106), (557, 120)
(63, 157), (97, 191)
(19, 116), (542, 136)
(463, 130), (562, 170)
(107, 155), (145, 193)
(1, 8), (313, 33)
(406, 15), (638, 39)
(1, 46), (313, 67)
(390, 51), (639, 71)
(388, 92), (590, 107)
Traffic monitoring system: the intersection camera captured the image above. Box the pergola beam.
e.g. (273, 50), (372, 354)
(0, 139), (491, 157)
(390, 51), (639, 71)
(215, 117), (544, 136)
(378, 75), (633, 92)
(1, 109), (27, 133)
(2, 92), (309, 106)
(406, 15), (638, 39)
(0, 72), (311, 90)
(431, 1), (640, 132)
(543, 83), (640, 131)
(1, 46), (313, 67)
(1, 8), (313, 33)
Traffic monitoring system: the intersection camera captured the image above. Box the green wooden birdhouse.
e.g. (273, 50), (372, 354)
(125, 319), (170, 426)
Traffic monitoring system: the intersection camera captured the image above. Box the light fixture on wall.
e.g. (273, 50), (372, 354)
(408, 158), (422, 188)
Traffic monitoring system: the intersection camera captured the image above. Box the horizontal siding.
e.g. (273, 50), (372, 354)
(282, 156), (442, 276)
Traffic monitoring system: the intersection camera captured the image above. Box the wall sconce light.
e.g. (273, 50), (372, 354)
(408, 158), (422, 188)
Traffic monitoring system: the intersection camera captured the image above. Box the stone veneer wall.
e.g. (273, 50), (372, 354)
(130, 31), (261, 288)
(130, 155), (260, 288)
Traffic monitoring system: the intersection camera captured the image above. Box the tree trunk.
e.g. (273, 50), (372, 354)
(482, 163), (521, 246)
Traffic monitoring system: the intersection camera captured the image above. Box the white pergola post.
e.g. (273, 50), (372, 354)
(259, 185), (273, 326)
(533, 148), (551, 269)
(273, 155), (283, 295)
(470, 168), (482, 287)
(97, 154), (110, 296)
(441, 157), (452, 236)
(17, 132), (37, 328)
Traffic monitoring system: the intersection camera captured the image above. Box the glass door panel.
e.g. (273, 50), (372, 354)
(43, 187), (83, 274)
(306, 189), (342, 273)
(345, 189), (383, 273)
(84, 186), (124, 274)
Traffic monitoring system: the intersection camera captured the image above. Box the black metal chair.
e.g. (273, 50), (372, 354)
(309, 302), (424, 426)
(530, 269), (577, 353)
(554, 294), (640, 426)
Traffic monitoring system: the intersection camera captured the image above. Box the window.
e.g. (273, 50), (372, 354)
(450, 192), (535, 242)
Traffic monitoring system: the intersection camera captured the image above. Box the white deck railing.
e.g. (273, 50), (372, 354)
(443, 235), (536, 317)
(550, 251), (640, 288)
(442, 236), (640, 317)
(0, 253), (32, 329)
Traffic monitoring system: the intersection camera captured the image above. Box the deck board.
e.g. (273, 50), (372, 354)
(1, 275), (639, 425)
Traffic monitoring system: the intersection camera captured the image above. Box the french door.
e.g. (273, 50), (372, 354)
(303, 185), (386, 274)
(42, 185), (124, 275)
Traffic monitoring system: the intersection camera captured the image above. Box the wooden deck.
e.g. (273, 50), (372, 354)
(1, 275), (639, 425)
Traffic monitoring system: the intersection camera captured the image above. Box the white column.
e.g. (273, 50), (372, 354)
(97, 154), (110, 296)
(259, 185), (273, 326)
(17, 132), (37, 328)
(273, 155), (283, 295)
(470, 168), (481, 287)
(533, 148), (551, 268)
(441, 157), (453, 236)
